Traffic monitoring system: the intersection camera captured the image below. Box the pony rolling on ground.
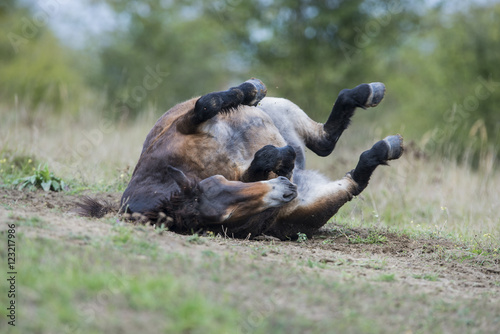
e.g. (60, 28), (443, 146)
(78, 79), (403, 240)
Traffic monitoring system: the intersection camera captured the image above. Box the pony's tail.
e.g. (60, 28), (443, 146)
(75, 196), (118, 218)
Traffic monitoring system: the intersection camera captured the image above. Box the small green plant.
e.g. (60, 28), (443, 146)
(375, 273), (396, 282)
(0, 151), (39, 185)
(413, 273), (439, 281)
(202, 250), (218, 258)
(250, 246), (269, 257)
(306, 259), (327, 269)
(468, 233), (500, 256)
(13, 164), (66, 191)
(187, 233), (204, 244)
(9, 215), (45, 228)
(155, 223), (169, 235)
(297, 232), (308, 243)
(363, 259), (387, 270)
(348, 232), (387, 244)
(111, 224), (133, 246)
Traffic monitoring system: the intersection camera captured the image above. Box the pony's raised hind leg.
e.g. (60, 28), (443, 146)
(241, 145), (296, 182)
(257, 82), (386, 168)
(309, 82), (386, 156)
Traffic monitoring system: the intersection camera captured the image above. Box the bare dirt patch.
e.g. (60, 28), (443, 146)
(2, 187), (499, 305)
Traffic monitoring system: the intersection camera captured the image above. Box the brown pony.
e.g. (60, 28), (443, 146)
(78, 79), (403, 240)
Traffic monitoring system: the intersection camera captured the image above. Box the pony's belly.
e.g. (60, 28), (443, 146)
(198, 107), (287, 180)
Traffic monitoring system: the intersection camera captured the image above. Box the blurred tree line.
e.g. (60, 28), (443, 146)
(1, 0), (499, 166)
(0, 0), (89, 112)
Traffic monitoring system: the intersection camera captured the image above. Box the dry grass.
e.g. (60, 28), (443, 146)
(0, 102), (156, 184)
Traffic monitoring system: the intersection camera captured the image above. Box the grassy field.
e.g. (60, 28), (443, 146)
(1, 103), (500, 333)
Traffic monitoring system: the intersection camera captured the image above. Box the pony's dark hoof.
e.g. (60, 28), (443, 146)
(365, 82), (386, 108)
(383, 134), (404, 160)
(244, 78), (267, 106)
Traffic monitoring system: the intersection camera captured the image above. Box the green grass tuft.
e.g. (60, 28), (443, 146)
(13, 164), (66, 192)
(375, 273), (396, 282)
(348, 232), (387, 245)
(413, 273), (440, 281)
(0, 150), (39, 186)
(296, 232), (308, 243)
(186, 233), (204, 244)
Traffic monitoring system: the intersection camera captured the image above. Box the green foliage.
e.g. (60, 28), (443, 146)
(109, 222), (159, 255)
(186, 233), (204, 244)
(111, 223), (133, 245)
(95, 0), (423, 121)
(0, 4), (92, 112)
(348, 232), (387, 244)
(8, 214), (46, 228)
(375, 273), (396, 282)
(306, 258), (327, 269)
(0, 149), (38, 184)
(204, 0), (421, 120)
(413, 273), (439, 281)
(382, 4), (500, 167)
(2, 0), (500, 166)
(93, 0), (500, 165)
(97, 0), (238, 119)
(5, 209), (500, 333)
(467, 233), (500, 257)
(12, 237), (242, 334)
(13, 164), (66, 192)
(297, 232), (308, 243)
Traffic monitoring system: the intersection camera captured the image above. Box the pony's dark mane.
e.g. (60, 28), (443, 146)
(75, 179), (203, 233)
(204, 207), (279, 239)
(75, 196), (116, 218)
(144, 181), (203, 232)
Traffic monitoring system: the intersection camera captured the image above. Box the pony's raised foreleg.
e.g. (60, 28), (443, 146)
(315, 82), (386, 156)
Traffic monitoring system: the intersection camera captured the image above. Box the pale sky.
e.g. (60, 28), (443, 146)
(20, 0), (500, 49)
(20, 0), (121, 48)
